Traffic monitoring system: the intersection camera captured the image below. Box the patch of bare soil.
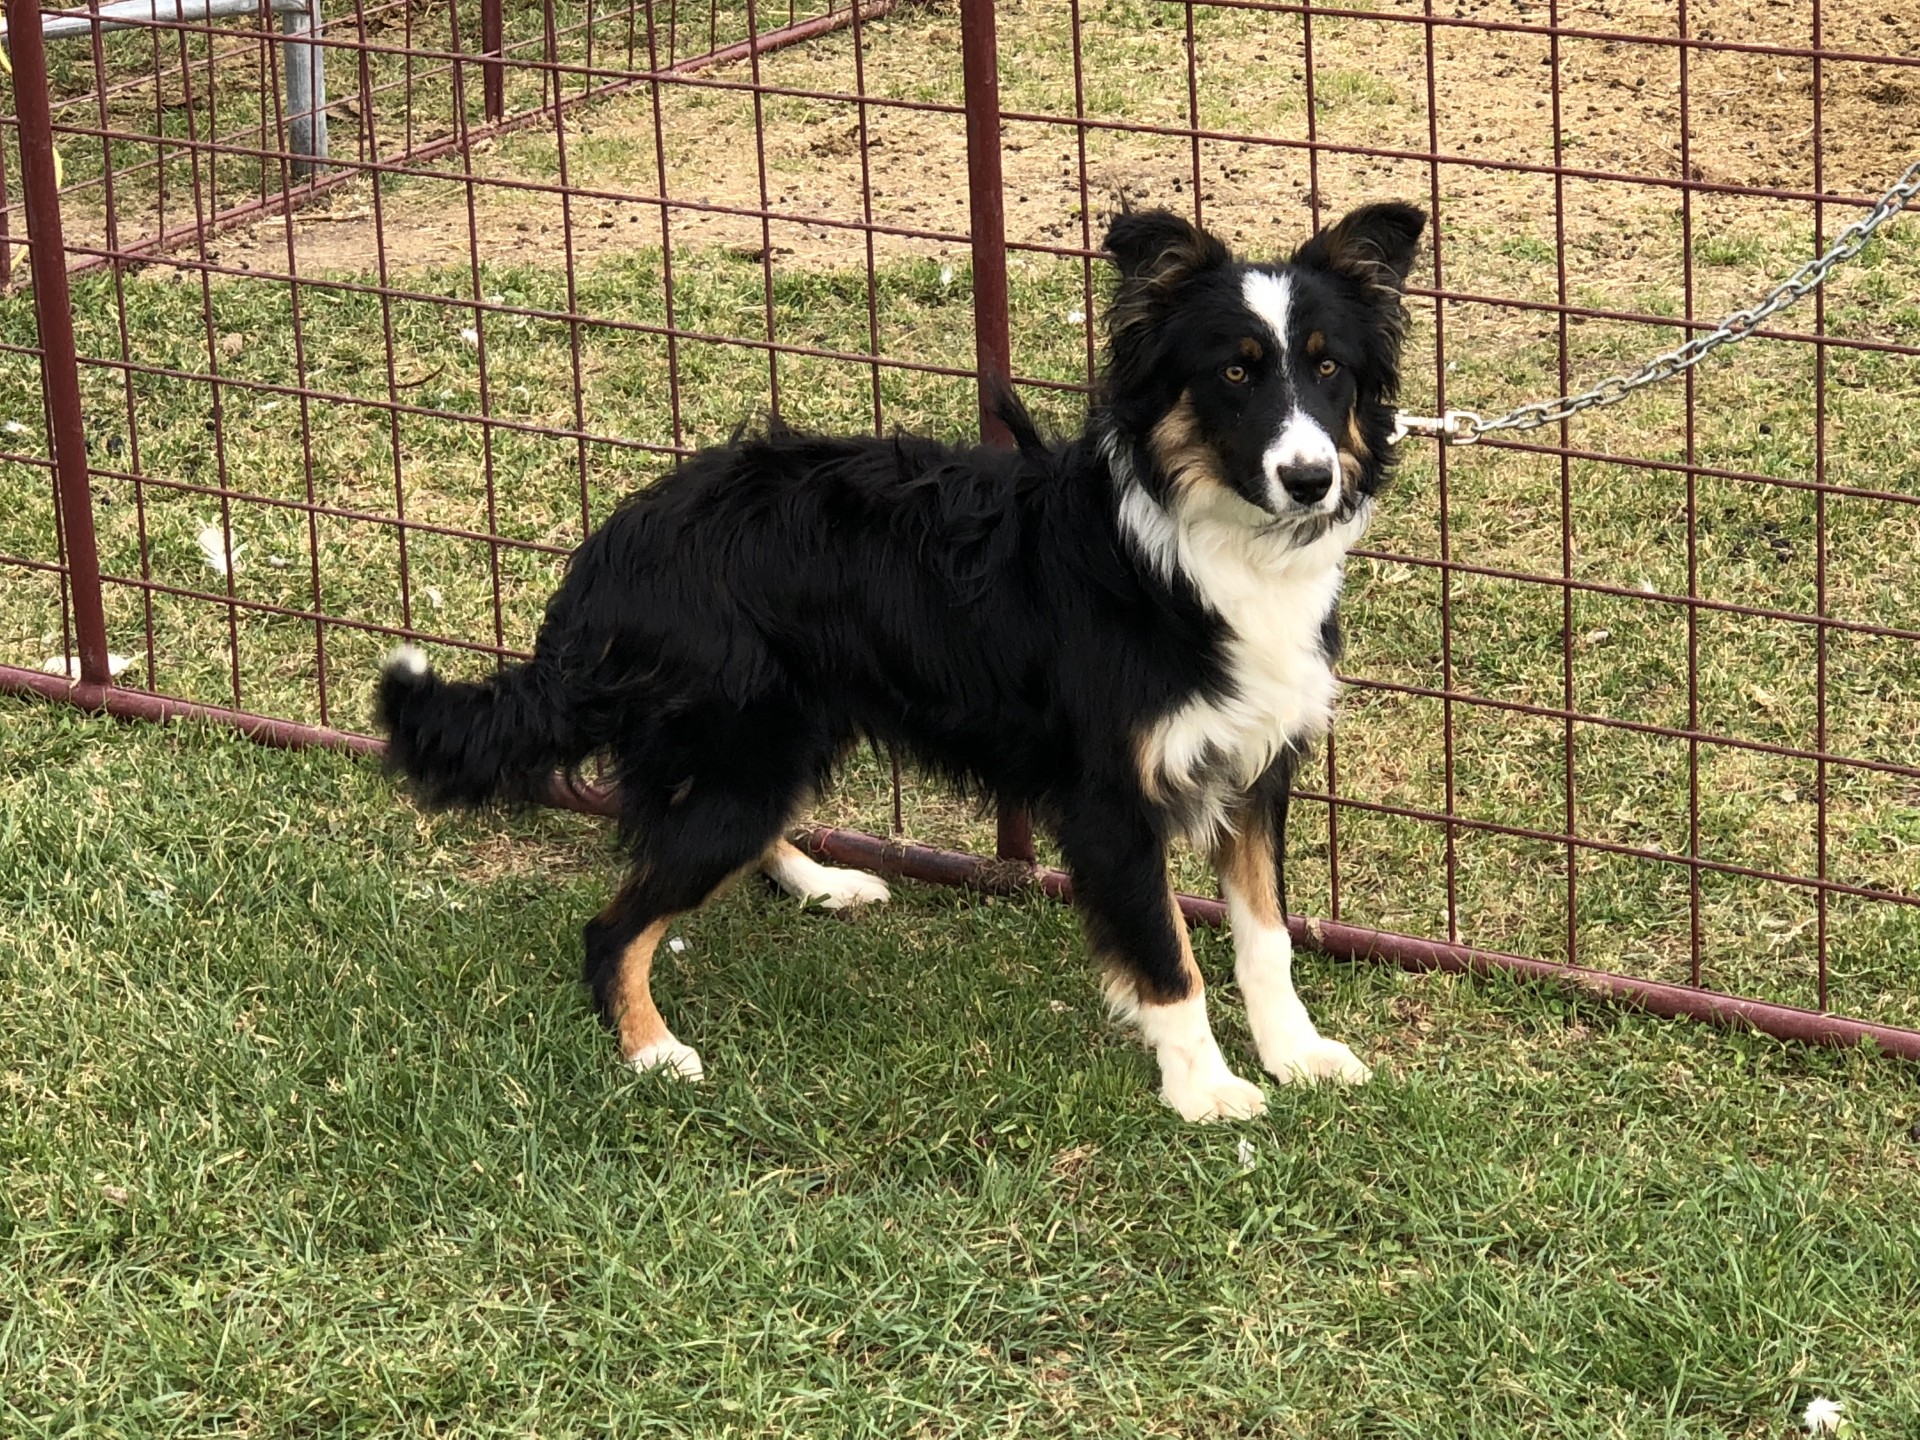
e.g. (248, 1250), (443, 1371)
(119, 0), (1920, 291)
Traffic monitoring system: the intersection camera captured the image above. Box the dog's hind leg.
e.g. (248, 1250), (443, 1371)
(587, 757), (814, 1081)
(761, 838), (891, 910)
(584, 879), (708, 1081)
(1057, 795), (1267, 1123)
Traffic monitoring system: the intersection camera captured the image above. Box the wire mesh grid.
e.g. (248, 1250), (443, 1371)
(4, 0), (1919, 1053)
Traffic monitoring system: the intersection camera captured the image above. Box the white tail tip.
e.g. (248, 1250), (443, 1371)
(385, 644), (430, 679)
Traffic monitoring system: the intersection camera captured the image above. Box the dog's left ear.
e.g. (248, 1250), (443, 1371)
(1292, 202), (1426, 292)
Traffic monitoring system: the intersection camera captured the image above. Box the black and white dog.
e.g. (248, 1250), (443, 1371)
(378, 201), (1425, 1121)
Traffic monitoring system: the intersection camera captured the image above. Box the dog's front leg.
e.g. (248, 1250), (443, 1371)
(1058, 796), (1266, 1122)
(1213, 783), (1371, 1086)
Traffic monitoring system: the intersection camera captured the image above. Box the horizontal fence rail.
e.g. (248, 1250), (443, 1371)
(3, 0), (1919, 1060)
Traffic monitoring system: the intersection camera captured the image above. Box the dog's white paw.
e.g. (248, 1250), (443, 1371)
(803, 866), (892, 911)
(1265, 1035), (1372, 1086)
(627, 1037), (705, 1082)
(765, 844), (891, 911)
(1161, 1065), (1268, 1123)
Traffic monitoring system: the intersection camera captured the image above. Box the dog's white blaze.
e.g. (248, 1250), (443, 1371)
(1222, 884), (1371, 1085)
(1262, 411), (1344, 514)
(763, 842), (892, 910)
(1126, 987), (1267, 1122)
(1241, 269), (1291, 347)
(1120, 478), (1368, 843)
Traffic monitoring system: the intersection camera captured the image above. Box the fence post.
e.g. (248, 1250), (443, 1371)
(480, 0), (503, 121)
(281, 0), (329, 178)
(7, 0), (110, 685)
(958, 0), (1033, 864)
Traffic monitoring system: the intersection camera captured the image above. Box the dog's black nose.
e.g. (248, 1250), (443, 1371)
(1277, 463), (1334, 506)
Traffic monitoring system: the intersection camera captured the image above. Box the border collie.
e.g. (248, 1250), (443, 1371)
(377, 201), (1425, 1121)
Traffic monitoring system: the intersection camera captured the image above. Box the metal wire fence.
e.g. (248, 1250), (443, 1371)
(4, 0), (1919, 1058)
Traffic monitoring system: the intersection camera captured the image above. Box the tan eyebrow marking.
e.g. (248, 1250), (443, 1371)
(1305, 331), (1328, 358)
(1239, 336), (1264, 360)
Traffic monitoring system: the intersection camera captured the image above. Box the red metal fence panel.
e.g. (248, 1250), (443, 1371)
(3, 0), (1918, 1058)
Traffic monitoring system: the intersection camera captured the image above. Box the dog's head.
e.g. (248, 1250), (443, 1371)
(1097, 202), (1425, 527)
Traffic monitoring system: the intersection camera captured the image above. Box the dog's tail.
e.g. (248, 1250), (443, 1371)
(375, 645), (581, 809)
(986, 374), (1053, 462)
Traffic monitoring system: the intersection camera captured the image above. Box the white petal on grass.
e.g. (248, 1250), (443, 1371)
(196, 524), (245, 576)
(667, 937), (687, 954)
(459, 326), (480, 347)
(1803, 1398), (1845, 1435)
(425, 586), (445, 611)
(1067, 308), (1087, 324)
(41, 652), (134, 679)
(1237, 1137), (1257, 1172)
(939, 264), (954, 287)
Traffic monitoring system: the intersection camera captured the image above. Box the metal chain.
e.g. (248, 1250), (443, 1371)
(1394, 155), (1920, 445)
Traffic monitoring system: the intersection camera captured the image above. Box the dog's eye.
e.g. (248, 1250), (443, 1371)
(1316, 358), (1340, 379)
(1223, 364), (1249, 385)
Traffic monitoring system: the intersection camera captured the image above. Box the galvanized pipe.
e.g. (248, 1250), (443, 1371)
(279, 0), (328, 177)
(32, 0), (307, 41)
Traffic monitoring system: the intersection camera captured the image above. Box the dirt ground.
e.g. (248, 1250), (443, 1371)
(177, 0), (1920, 284)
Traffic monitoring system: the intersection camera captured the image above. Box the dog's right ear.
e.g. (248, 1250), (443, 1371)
(1103, 210), (1230, 358)
(1103, 208), (1231, 293)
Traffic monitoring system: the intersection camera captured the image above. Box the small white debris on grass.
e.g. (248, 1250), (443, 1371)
(939, 263), (954, 288)
(196, 524), (245, 576)
(100, 1183), (130, 1205)
(1067, 308), (1086, 324)
(459, 326), (480, 348)
(41, 652), (134, 679)
(1803, 1398), (1846, 1435)
(3, 420), (27, 435)
(268, 554), (290, 569)
(425, 586), (444, 611)
(1237, 1137), (1256, 1172)
(667, 937), (686, 954)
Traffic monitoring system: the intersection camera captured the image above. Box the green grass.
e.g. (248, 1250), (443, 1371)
(3, 696), (1919, 1437)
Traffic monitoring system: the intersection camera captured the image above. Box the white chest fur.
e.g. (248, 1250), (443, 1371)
(1119, 481), (1368, 842)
